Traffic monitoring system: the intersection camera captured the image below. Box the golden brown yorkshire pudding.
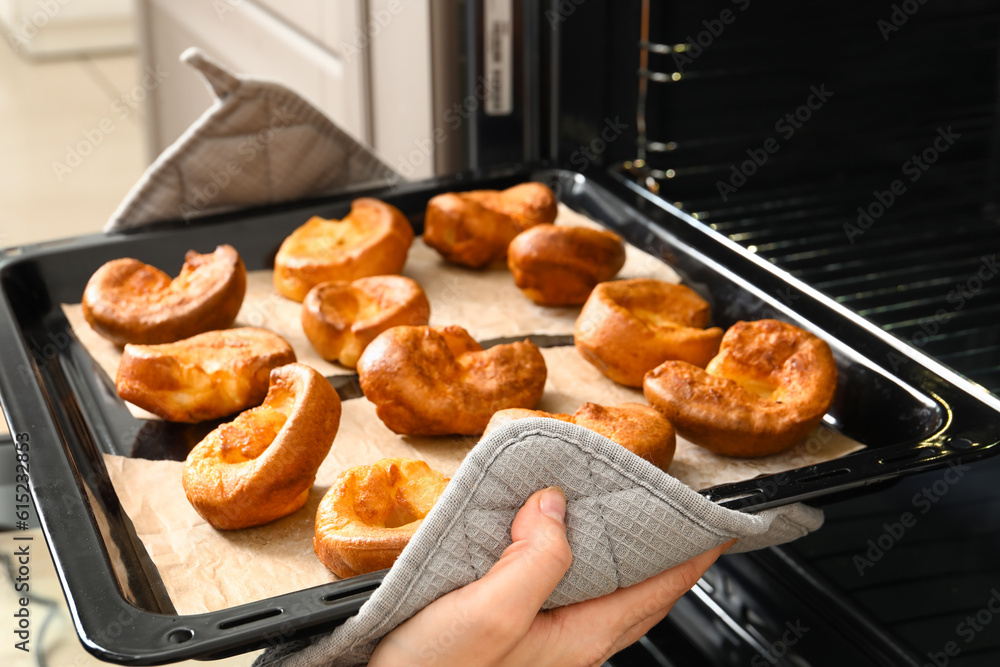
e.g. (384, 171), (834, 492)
(356, 325), (547, 435)
(273, 198), (414, 302)
(301, 276), (430, 368)
(507, 225), (626, 306)
(464, 182), (559, 229)
(575, 279), (724, 387)
(82, 244), (246, 346)
(117, 328), (296, 422)
(643, 319), (838, 458)
(183, 363), (341, 530)
(423, 182), (558, 268)
(314, 458), (449, 578)
(485, 401), (676, 471)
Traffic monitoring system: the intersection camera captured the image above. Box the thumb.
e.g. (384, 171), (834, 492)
(463, 486), (573, 620)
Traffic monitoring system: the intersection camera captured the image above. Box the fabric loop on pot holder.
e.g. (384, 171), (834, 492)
(105, 48), (399, 231)
(255, 417), (824, 667)
(182, 48), (240, 98)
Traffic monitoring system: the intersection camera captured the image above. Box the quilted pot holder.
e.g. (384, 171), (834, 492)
(106, 48), (398, 231)
(255, 418), (824, 667)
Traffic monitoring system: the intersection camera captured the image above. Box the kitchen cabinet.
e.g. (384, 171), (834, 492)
(0, 0), (135, 58)
(138, 0), (436, 178)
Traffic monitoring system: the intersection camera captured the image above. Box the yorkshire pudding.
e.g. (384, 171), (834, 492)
(301, 276), (430, 368)
(485, 401), (676, 471)
(507, 224), (626, 306)
(356, 324), (547, 435)
(82, 244), (246, 346)
(575, 279), (724, 387)
(314, 458), (449, 578)
(423, 182), (558, 268)
(117, 327), (296, 422)
(183, 363), (341, 529)
(643, 319), (838, 458)
(273, 198), (414, 302)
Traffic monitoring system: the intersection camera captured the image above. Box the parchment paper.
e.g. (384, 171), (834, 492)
(103, 346), (863, 615)
(67, 201), (860, 616)
(61, 204), (680, 419)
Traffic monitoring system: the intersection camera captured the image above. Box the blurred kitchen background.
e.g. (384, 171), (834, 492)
(0, 0), (143, 247)
(0, 0), (441, 247)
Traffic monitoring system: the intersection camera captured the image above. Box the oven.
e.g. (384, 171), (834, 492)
(3, 1), (1000, 665)
(443, 0), (1000, 665)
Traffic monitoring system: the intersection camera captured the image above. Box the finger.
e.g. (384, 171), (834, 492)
(444, 486), (571, 649)
(543, 537), (736, 663)
(596, 537), (734, 633)
(372, 487), (573, 666)
(470, 486), (573, 612)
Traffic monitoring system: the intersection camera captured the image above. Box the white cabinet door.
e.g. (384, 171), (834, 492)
(252, 0), (324, 43)
(361, 0), (434, 179)
(140, 0), (368, 156)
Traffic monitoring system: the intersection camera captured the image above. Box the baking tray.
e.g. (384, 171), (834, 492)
(2, 167), (998, 664)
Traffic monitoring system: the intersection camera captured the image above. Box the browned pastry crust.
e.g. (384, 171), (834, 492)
(485, 401), (676, 471)
(116, 328), (297, 422)
(643, 319), (838, 458)
(301, 276), (430, 368)
(273, 198), (414, 302)
(423, 182), (558, 268)
(82, 244), (246, 346)
(183, 363), (342, 529)
(314, 458), (449, 578)
(463, 182), (559, 229)
(356, 324), (547, 435)
(575, 279), (724, 387)
(507, 225), (626, 306)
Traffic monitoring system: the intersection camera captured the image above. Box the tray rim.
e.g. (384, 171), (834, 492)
(1, 166), (999, 664)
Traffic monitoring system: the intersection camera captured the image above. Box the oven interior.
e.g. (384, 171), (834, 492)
(458, 0), (1000, 664)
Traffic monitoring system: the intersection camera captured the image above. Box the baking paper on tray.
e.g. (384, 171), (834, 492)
(102, 346), (864, 616)
(61, 204), (680, 419)
(65, 200), (861, 615)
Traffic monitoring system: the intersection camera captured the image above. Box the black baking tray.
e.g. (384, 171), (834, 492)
(2, 167), (999, 664)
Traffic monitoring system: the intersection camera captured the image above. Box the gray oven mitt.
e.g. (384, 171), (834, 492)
(255, 418), (823, 667)
(105, 48), (399, 231)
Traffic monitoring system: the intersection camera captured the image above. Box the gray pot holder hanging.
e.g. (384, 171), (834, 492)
(105, 48), (398, 231)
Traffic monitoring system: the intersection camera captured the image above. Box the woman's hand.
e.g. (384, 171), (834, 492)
(370, 486), (734, 667)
